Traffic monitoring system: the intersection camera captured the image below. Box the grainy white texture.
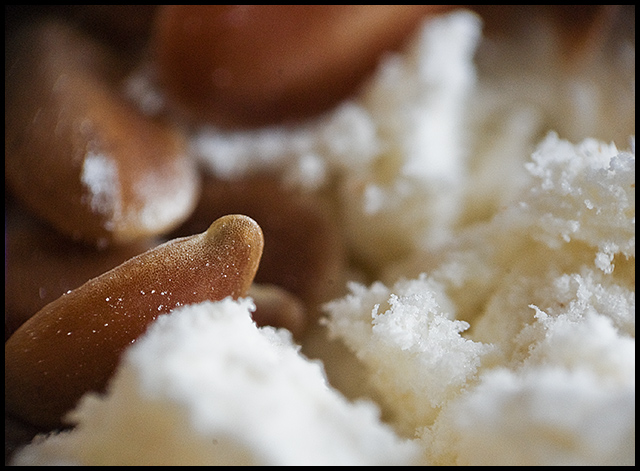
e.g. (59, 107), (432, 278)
(324, 134), (635, 464)
(12, 299), (421, 466)
(12, 9), (635, 466)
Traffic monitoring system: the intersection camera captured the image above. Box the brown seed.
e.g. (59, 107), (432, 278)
(4, 215), (264, 430)
(249, 283), (307, 340)
(4, 201), (158, 341)
(153, 5), (456, 127)
(5, 19), (200, 247)
(170, 174), (347, 315)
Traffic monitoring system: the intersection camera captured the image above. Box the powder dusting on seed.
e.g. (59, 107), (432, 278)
(132, 160), (198, 232)
(81, 152), (121, 218)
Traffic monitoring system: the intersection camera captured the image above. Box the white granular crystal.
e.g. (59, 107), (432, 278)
(12, 9), (635, 467)
(12, 300), (421, 466)
(80, 151), (120, 218)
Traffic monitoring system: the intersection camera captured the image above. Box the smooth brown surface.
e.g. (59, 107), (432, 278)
(4, 202), (157, 341)
(153, 5), (454, 127)
(5, 19), (200, 247)
(170, 174), (346, 312)
(249, 284), (307, 340)
(5, 215), (264, 430)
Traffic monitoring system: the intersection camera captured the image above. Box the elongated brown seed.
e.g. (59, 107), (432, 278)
(153, 5), (455, 127)
(5, 19), (200, 247)
(5, 214), (264, 430)
(171, 174), (346, 314)
(4, 201), (158, 341)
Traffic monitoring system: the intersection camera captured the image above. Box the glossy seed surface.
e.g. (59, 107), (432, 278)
(153, 5), (454, 127)
(5, 215), (264, 430)
(5, 19), (199, 246)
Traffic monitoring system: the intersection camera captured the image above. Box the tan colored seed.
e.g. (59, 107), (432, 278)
(249, 283), (307, 340)
(5, 19), (200, 247)
(4, 214), (264, 430)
